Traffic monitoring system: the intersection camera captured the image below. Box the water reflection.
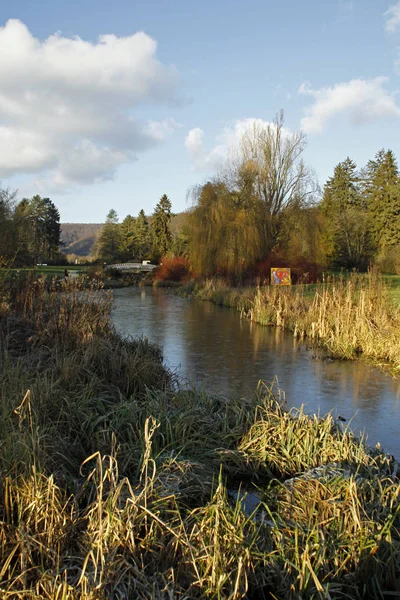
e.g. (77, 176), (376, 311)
(112, 287), (400, 458)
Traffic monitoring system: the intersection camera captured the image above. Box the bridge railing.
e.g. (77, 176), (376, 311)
(106, 263), (157, 271)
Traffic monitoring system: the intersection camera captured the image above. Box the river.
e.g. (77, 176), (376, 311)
(112, 287), (400, 458)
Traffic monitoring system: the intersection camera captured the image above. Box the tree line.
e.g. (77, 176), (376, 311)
(0, 191), (61, 266)
(1, 111), (399, 278)
(0, 189), (185, 268)
(187, 113), (400, 280)
(95, 194), (189, 264)
(321, 150), (400, 272)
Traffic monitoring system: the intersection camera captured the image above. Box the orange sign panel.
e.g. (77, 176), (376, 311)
(271, 268), (291, 285)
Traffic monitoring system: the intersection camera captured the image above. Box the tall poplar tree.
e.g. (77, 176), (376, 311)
(43, 198), (61, 262)
(14, 199), (32, 266)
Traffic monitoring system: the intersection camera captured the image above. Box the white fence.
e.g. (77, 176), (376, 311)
(106, 263), (157, 272)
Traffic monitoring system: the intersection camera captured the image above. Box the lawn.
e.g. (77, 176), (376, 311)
(383, 273), (400, 304)
(297, 273), (400, 305)
(0, 265), (83, 278)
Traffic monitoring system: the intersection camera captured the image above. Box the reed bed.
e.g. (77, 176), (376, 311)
(180, 270), (400, 374)
(0, 275), (399, 598)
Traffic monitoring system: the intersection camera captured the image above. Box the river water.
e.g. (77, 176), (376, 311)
(112, 287), (400, 458)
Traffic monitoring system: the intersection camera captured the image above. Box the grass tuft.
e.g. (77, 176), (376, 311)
(181, 270), (400, 374)
(0, 274), (399, 598)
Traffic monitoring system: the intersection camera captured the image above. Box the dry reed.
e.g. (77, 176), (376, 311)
(0, 274), (399, 599)
(182, 270), (400, 374)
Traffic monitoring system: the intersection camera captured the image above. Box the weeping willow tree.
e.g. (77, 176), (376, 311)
(189, 181), (264, 277)
(189, 112), (316, 278)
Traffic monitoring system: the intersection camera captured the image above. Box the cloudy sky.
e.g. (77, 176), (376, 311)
(0, 0), (399, 222)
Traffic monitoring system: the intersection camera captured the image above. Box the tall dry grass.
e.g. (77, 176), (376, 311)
(249, 270), (400, 371)
(182, 270), (400, 373)
(0, 274), (399, 598)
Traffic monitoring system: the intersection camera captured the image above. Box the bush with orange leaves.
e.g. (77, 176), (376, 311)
(154, 256), (191, 282)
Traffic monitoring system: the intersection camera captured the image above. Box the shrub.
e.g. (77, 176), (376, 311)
(375, 244), (400, 275)
(154, 256), (191, 282)
(255, 252), (324, 284)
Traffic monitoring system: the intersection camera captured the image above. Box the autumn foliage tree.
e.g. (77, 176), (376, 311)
(188, 112), (316, 279)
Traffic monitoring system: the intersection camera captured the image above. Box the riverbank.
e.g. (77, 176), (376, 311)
(179, 271), (400, 376)
(0, 275), (399, 599)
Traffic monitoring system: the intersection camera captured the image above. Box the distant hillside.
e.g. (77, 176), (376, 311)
(60, 223), (102, 257)
(171, 210), (190, 233)
(60, 213), (190, 258)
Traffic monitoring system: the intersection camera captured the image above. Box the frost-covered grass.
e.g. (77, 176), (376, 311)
(0, 275), (399, 599)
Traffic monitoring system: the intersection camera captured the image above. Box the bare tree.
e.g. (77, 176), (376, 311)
(188, 112), (318, 277)
(224, 111), (317, 253)
(0, 184), (17, 216)
(238, 111), (310, 213)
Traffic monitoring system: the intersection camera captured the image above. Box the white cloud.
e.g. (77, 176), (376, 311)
(299, 77), (400, 133)
(147, 118), (181, 142)
(385, 2), (400, 33)
(185, 128), (227, 171)
(0, 19), (181, 189)
(185, 118), (276, 171)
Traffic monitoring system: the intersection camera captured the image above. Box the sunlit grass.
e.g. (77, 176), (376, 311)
(383, 274), (400, 305)
(0, 265), (83, 278)
(181, 270), (400, 374)
(0, 275), (399, 598)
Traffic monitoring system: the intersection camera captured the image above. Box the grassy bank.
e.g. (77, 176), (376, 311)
(180, 271), (400, 375)
(0, 275), (399, 598)
(0, 265), (83, 278)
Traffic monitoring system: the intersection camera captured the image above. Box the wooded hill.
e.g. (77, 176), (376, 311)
(60, 213), (189, 258)
(60, 223), (102, 257)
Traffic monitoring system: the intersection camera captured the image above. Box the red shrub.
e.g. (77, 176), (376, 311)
(254, 252), (323, 284)
(154, 256), (191, 282)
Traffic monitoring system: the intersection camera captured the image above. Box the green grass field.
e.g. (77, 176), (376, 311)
(296, 273), (400, 304)
(383, 273), (400, 304)
(2, 266), (400, 304)
(0, 265), (83, 278)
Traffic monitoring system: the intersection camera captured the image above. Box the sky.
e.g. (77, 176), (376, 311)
(0, 0), (400, 222)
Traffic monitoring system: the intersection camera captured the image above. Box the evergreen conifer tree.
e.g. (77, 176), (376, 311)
(321, 158), (372, 269)
(364, 149), (400, 249)
(323, 157), (361, 212)
(96, 209), (122, 263)
(133, 209), (153, 260)
(152, 195), (172, 258)
(120, 214), (136, 261)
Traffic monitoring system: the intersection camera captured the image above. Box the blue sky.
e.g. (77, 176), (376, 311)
(0, 0), (399, 222)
